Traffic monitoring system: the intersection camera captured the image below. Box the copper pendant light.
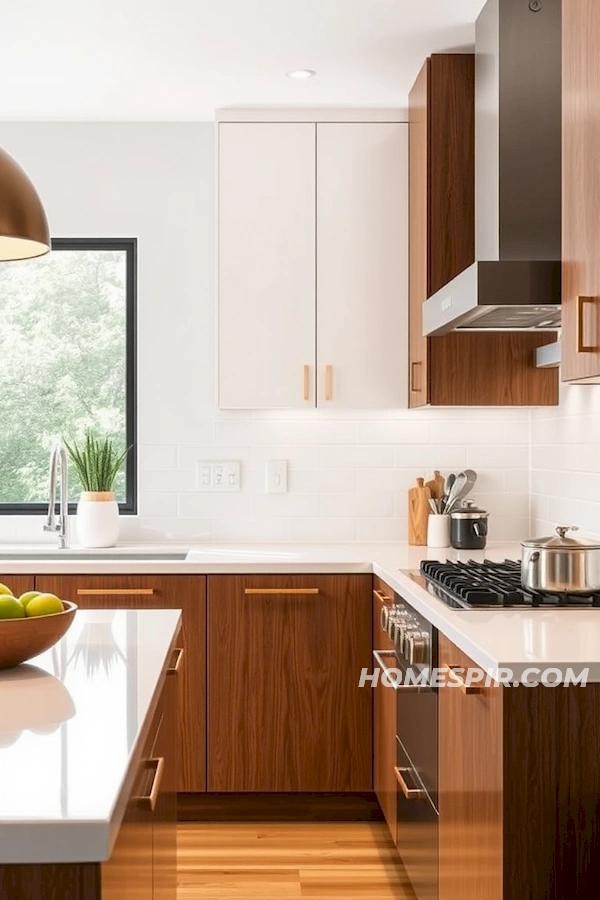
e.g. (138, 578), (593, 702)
(0, 146), (50, 261)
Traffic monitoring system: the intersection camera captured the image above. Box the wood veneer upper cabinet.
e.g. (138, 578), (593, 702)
(562, 0), (600, 382)
(408, 55), (558, 407)
(372, 576), (396, 839)
(35, 574), (206, 794)
(438, 634), (502, 900)
(207, 574), (372, 792)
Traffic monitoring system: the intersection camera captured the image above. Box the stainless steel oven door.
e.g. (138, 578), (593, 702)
(373, 648), (438, 803)
(396, 736), (438, 900)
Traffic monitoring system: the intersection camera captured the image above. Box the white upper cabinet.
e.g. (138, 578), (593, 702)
(217, 115), (407, 409)
(316, 123), (408, 408)
(218, 123), (316, 409)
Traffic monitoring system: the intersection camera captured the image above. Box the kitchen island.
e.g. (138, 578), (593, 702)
(0, 608), (181, 899)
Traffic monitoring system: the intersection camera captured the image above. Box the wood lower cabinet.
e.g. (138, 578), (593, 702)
(438, 634), (502, 900)
(562, 0), (600, 383)
(439, 634), (600, 899)
(35, 575), (205, 793)
(408, 54), (558, 407)
(152, 663), (178, 900)
(0, 576), (35, 595)
(207, 574), (372, 792)
(372, 576), (396, 838)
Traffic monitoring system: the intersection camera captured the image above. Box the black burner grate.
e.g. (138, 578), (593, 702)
(420, 559), (600, 609)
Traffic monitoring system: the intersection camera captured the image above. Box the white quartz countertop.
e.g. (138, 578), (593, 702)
(0, 539), (599, 682)
(0, 608), (181, 865)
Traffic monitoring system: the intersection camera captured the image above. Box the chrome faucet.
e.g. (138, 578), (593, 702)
(44, 443), (69, 549)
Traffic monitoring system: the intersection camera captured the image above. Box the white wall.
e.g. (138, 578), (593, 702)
(0, 123), (530, 544)
(531, 382), (600, 538)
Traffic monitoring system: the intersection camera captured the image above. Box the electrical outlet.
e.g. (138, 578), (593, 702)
(266, 460), (287, 493)
(197, 461), (241, 492)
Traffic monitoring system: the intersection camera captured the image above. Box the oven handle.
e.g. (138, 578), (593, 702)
(394, 765), (427, 801)
(372, 649), (431, 692)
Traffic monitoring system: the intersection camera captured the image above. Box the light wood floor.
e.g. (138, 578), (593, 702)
(178, 822), (415, 899)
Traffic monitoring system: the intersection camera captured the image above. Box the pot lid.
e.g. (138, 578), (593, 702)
(522, 525), (600, 550)
(450, 501), (488, 520)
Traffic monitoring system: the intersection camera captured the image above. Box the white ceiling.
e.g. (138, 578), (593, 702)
(1, 0), (486, 121)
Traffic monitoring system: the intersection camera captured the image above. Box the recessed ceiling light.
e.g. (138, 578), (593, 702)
(286, 69), (316, 80)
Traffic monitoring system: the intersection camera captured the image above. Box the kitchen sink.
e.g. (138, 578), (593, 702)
(0, 551), (189, 561)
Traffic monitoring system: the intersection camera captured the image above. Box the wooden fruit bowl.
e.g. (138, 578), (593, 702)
(0, 600), (77, 670)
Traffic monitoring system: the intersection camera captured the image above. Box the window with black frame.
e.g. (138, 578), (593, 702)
(0, 238), (137, 513)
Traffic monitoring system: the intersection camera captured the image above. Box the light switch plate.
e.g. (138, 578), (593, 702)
(266, 460), (287, 493)
(197, 461), (241, 491)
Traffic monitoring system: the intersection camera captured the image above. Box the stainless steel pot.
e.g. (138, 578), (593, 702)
(521, 526), (600, 593)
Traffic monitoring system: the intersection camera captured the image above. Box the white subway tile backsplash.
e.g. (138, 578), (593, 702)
(251, 445), (321, 469)
(357, 469), (417, 494)
(466, 445), (528, 469)
(291, 470), (356, 494)
(177, 445), (250, 469)
(144, 469), (197, 493)
(137, 517), (213, 541)
(321, 445), (394, 469)
(358, 419), (431, 444)
(286, 517), (357, 542)
(178, 492), (253, 518)
(215, 419), (359, 446)
(251, 494), (320, 518)
(139, 492), (178, 518)
(394, 445), (467, 469)
(211, 517), (290, 542)
(320, 493), (394, 518)
(531, 382), (600, 538)
(357, 517), (407, 542)
(140, 445), (178, 471)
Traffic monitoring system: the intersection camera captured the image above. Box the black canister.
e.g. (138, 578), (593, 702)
(450, 502), (488, 550)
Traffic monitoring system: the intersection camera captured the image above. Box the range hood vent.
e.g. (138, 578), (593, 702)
(423, 0), (561, 336)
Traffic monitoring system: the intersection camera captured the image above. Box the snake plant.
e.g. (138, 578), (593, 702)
(64, 432), (131, 493)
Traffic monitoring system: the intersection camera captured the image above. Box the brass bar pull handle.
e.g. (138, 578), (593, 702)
(135, 757), (165, 812)
(577, 296), (597, 353)
(324, 365), (333, 401)
(244, 587), (320, 596)
(410, 361), (422, 392)
(394, 766), (427, 800)
(373, 589), (392, 608)
(302, 365), (310, 401)
(443, 664), (482, 694)
(167, 648), (184, 675)
(77, 588), (155, 596)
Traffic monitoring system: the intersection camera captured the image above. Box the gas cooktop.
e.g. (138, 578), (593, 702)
(418, 559), (600, 610)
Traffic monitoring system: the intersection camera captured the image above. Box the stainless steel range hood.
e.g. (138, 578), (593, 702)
(423, 0), (561, 336)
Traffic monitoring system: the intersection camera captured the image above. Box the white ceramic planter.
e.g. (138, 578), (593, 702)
(76, 492), (120, 548)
